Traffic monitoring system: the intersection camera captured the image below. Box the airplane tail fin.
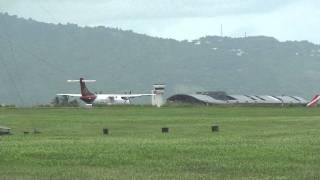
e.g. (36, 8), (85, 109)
(79, 78), (95, 96)
(67, 78), (96, 96)
(307, 95), (320, 107)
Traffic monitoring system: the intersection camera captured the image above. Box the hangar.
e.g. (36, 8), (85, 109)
(167, 91), (308, 106)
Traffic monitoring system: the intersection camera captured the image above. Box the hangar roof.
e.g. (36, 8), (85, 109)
(255, 95), (282, 103)
(191, 94), (227, 104)
(275, 96), (308, 104)
(228, 95), (257, 103)
(167, 94), (226, 104)
(167, 93), (308, 105)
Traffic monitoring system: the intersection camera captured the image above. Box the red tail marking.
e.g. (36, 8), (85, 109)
(79, 78), (97, 104)
(307, 95), (320, 107)
(80, 78), (95, 96)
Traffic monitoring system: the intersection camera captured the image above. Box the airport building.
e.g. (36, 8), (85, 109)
(167, 91), (308, 106)
(152, 84), (166, 107)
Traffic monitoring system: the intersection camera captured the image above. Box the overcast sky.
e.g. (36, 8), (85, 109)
(1, 0), (320, 43)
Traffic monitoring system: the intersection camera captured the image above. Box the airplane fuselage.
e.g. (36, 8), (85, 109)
(81, 94), (131, 105)
(57, 78), (154, 106)
(94, 94), (130, 104)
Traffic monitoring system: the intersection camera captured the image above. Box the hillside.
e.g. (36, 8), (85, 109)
(0, 13), (320, 106)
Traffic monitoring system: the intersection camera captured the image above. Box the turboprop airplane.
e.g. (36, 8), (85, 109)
(57, 78), (155, 106)
(306, 95), (320, 107)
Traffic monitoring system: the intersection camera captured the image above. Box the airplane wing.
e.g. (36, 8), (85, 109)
(56, 94), (82, 97)
(119, 94), (155, 98)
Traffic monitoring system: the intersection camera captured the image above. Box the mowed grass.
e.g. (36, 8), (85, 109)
(0, 106), (320, 180)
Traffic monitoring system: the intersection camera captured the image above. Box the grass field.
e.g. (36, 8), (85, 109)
(0, 106), (320, 180)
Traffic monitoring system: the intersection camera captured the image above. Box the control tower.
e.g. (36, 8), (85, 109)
(152, 84), (165, 107)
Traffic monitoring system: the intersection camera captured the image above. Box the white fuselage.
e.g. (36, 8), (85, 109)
(93, 94), (130, 105)
(57, 78), (155, 106)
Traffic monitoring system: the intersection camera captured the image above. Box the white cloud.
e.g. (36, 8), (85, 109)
(1, 0), (319, 43)
(1, 0), (300, 20)
(111, 0), (320, 43)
